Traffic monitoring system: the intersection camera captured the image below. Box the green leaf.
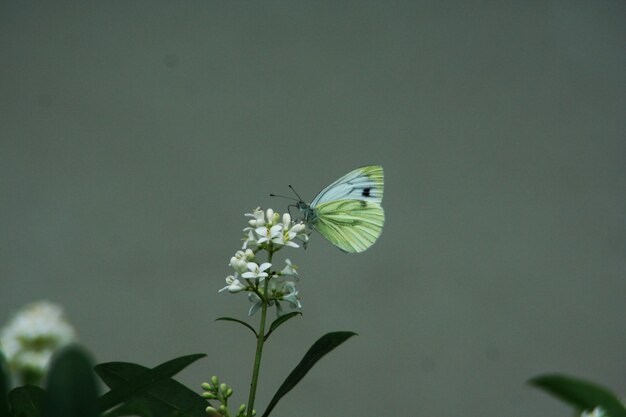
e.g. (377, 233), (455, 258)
(7, 385), (45, 417)
(529, 374), (626, 417)
(215, 317), (257, 337)
(0, 350), (11, 417)
(265, 312), (302, 340)
(261, 331), (357, 417)
(97, 362), (208, 417)
(43, 344), (99, 417)
(94, 353), (206, 415)
(102, 396), (158, 417)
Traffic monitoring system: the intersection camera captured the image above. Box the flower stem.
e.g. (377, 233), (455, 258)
(246, 250), (273, 417)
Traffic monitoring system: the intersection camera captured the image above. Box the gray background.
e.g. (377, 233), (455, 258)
(1, 1), (625, 416)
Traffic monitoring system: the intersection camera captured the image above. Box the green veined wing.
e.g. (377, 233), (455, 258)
(313, 199), (385, 253)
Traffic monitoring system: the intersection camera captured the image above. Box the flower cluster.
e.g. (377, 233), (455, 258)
(202, 376), (252, 417)
(0, 301), (77, 384)
(220, 208), (307, 316)
(241, 207), (308, 251)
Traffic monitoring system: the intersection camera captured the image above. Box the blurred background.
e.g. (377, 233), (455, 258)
(1, 1), (624, 416)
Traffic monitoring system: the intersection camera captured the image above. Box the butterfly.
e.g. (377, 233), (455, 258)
(281, 165), (385, 253)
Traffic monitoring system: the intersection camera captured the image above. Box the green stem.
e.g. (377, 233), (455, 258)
(246, 250), (273, 417)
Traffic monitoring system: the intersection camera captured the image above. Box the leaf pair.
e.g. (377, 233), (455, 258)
(216, 311), (302, 340)
(0, 346), (208, 417)
(96, 354), (208, 417)
(216, 313), (357, 417)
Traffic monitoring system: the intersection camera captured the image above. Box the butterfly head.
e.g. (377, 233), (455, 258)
(269, 186), (316, 227)
(296, 200), (317, 226)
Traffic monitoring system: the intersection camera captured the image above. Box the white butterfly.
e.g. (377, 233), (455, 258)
(291, 165), (385, 253)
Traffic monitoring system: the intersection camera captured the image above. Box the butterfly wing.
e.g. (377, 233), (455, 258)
(313, 200), (385, 253)
(311, 165), (384, 207)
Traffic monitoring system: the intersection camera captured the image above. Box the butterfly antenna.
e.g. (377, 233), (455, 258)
(288, 185), (304, 201)
(269, 193), (298, 201)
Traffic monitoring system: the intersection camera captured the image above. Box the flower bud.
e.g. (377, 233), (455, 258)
(229, 256), (247, 274)
(205, 406), (220, 416)
(219, 383), (229, 396)
(201, 382), (212, 391)
(244, 249), (255, 261)
(282, 213), (291, 226)
(248, 207), (265, 227)
(202, 392), (218, 399)
(227, 283), (245, 294)
(211, 375), (219, 386)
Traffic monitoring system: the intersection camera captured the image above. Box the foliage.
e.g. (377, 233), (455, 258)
(1, 328), (355, 417)
(530, 374), (626, 417)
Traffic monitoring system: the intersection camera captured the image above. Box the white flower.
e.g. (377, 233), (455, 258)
(242, 229), (258, 250)
(280, 281), (301, 309)
(13, 350), (52, 374)
(241, 262), (272, 280)
(229, 250), (255, 274)
(255, 224), (283, 245)
(280, 228), (300, 248)
(581, 407), (607, 417)
(229, 252), (247, 274)
(266, 208), (279, 226)
(280, 259), (299, 280)
(245, 207), (265, 228)
(282, 213), (292, 228)
(0, 301), (76, 383)
(248, 293), (263, 316)
(287, 221), (308, 247)
(219, 275), (246, 293)
(288, 220), (308, 248)
(299, 230), (310, 247)
(291, 222), (306, 234)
